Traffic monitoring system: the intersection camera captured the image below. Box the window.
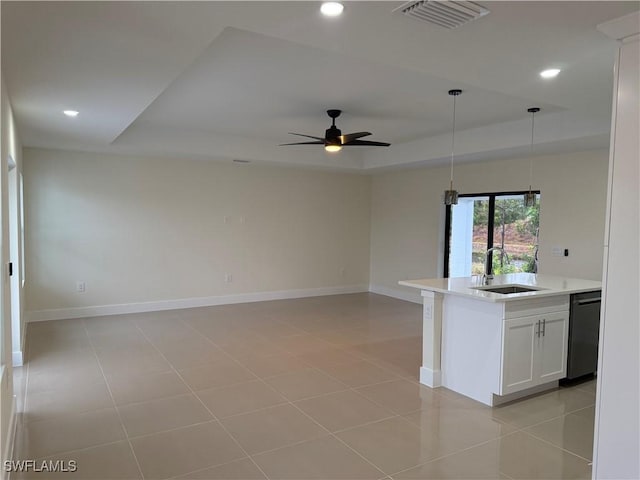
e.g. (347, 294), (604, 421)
(444, 191), (540, 278)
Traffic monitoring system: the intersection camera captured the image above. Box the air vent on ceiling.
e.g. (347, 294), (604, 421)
(394, 1), (490, 29)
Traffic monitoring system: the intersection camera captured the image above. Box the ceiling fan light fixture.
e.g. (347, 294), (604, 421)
(280, 109), (390, 150)
(321, 2), (344, 17)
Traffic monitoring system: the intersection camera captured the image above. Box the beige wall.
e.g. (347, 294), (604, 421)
(370, 150), (609, 301)
(24, 148), (371, 317)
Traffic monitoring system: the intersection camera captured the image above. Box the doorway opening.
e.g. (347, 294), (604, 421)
(8, 155), (24, 366)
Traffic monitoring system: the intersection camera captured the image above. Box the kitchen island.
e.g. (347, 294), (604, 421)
(400, 273), (601, 406)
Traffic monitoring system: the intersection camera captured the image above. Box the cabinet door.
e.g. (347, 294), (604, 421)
(538, 311), (569, 383)
(501, 315), (539, 395)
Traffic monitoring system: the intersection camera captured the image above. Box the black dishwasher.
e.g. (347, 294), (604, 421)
(564, 290), (601, 381)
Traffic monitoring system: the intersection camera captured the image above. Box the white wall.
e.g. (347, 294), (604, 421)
(593, 12), (639, 479)
(23, 148), (371, 319)
(370, 150), (609, 302)
(1, 74), (22, 472)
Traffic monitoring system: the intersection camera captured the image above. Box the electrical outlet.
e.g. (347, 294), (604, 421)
(76, 281), (86, 293)
(424, 304), (433, 320)
(552, 246), (563, 257)
(224, 273), (233, 283)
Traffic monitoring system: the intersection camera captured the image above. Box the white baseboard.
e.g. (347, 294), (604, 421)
(369, 284), (422, 304)
(11, 351), (23, 367)
(420, 366), (442, 388)
(491, 381), (560, 406)
(26, 284), (369, 322)
(1, 368), (17, 472)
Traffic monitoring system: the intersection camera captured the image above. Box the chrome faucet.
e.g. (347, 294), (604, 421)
(481, 246), (509, 285)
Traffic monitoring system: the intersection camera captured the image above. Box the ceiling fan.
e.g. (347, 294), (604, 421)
(280, 110), (391, 152)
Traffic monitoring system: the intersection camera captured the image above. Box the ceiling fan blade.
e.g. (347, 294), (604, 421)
(288, 133), (325, 141)
(343, 139), (391, 147)
(279, 141), (324, 146)
(339, 132), (371, 143)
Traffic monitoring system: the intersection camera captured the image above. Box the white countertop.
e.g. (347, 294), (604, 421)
(399, 273), (601, 303)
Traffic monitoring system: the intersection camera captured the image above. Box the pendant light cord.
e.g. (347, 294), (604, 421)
(529, 110), (535, 189)
(450, 94), (457, 190)
(527, 107), (540, 191)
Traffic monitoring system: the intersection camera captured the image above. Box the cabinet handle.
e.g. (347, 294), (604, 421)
(542, 319), (546, 337)
(535, 320), (540, 338)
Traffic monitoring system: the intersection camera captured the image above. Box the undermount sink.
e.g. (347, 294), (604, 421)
(472, 284), (544, 294)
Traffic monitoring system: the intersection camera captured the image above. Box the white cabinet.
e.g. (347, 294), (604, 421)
(500, 311), (568, 395)
(435, 292), (572, 406)
(501, 315), (537, 394)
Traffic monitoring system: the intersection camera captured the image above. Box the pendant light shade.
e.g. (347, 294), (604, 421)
(444, 89), (463, 205)
(524, 191), (536, 207)
(444, 189), (459, 205)
(524, 107), (540, 207)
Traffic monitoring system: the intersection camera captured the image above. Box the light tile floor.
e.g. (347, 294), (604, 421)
(12, 293), (596, 479)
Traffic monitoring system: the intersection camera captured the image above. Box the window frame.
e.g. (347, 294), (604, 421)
(443, 190), (541, 278)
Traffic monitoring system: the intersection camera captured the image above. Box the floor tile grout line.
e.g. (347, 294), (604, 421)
(385, 432), (524, 479)
(25, 328), (428, 452)
(503, 400), (597, 432)
(96, 377), (596, 479)
(82, 318), (147, 480)
(109, 390), (205, 410)
(102, 370), (397, 429)
(254, 364), (405, 392)
(166, 457), (259, 480)
(120, 419), (221, 443)
(325, 429), (393, 478)
(20, 325), (148, 465)
(314, 412), (400, 436)
(242, 358), (393, 477)
(387, 425), (592, 480)
(132, 321), (273, 480)
(517, 427), (594, 463)
(341, 411), (523, 477)
(177, 315), (385, 479)
(12, 324), (34, 461)
(256, 381), (390, 477)
(180, 314), (391, 478)
(20, 326), (33, 421)
(242, 433), (335, 459)
(21, 303), (593, 480)
(23, 439), (136, 463)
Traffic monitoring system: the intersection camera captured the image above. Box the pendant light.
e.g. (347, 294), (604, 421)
(444, 89), (462, 205)
(524, 107), (540, 207)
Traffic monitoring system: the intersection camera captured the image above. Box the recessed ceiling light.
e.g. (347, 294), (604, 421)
(63, 110), (79, 117)
(321, 2), (344, 17)
(540, 69), (561, 79)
